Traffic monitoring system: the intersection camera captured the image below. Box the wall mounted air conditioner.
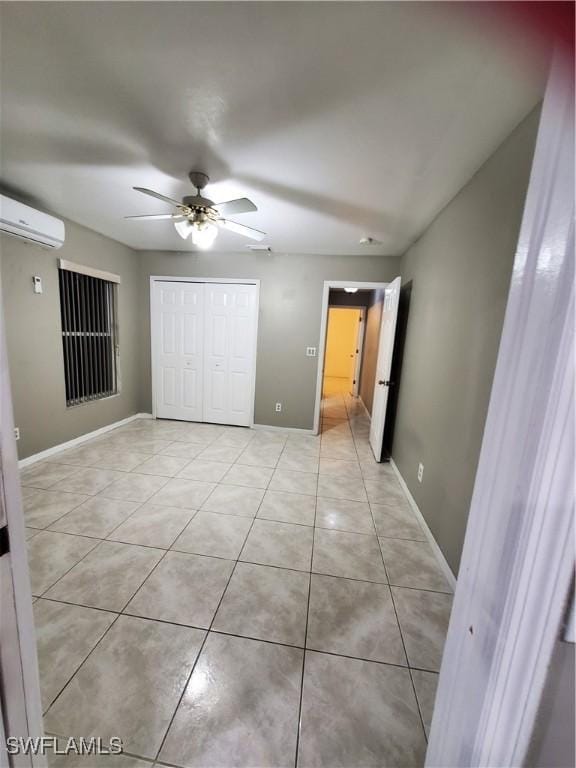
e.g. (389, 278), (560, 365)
(0, 194), (65, 249)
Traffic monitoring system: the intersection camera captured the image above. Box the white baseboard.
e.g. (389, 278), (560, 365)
(18, 413), (153, 468)
(358, 397), (371, 420)
(389, 458), (457, 590)
(252, 423), (315, 435)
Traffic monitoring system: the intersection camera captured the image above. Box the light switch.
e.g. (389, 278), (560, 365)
(306, 347), (317, 357)
(32, 276), (43, 294)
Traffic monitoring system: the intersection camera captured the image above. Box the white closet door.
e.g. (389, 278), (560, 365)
(153, 281), (204, 421)
(203, 283), (258, 426)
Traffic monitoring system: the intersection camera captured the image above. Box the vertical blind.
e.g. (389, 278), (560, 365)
(58, 267), (118, 406)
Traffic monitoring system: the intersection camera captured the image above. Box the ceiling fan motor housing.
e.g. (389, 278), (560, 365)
(188, 170), (210, 191)
(182, 194), (216, 211)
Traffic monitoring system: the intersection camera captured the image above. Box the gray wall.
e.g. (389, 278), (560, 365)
(0, 217), (142, 459)
(138, 252), (400, 429)
(392, 108), (540, 574)
(359, 289), (384, 415)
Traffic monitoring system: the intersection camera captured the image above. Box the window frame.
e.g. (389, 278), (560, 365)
(58, 259), (121, 407)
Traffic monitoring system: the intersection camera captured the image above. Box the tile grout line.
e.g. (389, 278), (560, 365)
(347, 398), (446, 739)
(152, 469), (268, 765)
(43, 465), (150, 498)
(345, 395), (431, 744)
(42, 610), (123, 715)
(30, 521), (452, 594)
(29, 419), (449, 596)
(50, 493), (151, 542)
(30, 415), (435, 763)
(37, 592), (443, 675)
(40, 518), (181, 715)
(42, 731), (159, 767)
(35, 595), (120, 617)
(34, 452), (207, 714)
(32, 490), (163, 598)
(104, 504), (196, 547)
(36, 425), (252, 761)
(116, 537), (177, 614)
(293, 458), (317, 768)
(35, 536), (102, 599)
(27, 423), (236, 483)
(25, 491), (95, 532)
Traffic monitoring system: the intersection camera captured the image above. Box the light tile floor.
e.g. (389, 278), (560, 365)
(24, 387), (453, 768)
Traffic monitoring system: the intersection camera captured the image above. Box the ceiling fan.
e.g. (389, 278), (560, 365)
(126, 171), (266, 249)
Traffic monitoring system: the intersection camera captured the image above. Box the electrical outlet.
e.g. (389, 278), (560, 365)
(417, 463), (424, 483)
(275, 402), (282, 412)
(32, 276), (43, 294)
(14, 427), (20, 441)
(306, 347), (317, 357)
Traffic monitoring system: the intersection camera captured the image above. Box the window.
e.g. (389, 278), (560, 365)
(58, 260), (120, 406)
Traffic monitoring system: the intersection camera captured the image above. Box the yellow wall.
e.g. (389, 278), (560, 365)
(324, 308), (361, 380)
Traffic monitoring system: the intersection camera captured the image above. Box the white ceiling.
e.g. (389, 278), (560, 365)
(0, 2), (549, 255)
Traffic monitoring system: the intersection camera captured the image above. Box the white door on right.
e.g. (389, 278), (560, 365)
(369, 276), (401, 461)
(203, 283), (258, 426)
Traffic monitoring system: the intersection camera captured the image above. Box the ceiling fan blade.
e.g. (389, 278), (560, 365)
(218, 219), (266, 241)
(214, 198), (257, 216)
(125, 213), (184, 221)
(133, 187), (184, 208)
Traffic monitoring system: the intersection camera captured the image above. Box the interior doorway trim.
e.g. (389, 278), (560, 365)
(313, 280), (389, 435)
(149, 276), (260, 426)
(352, 306), (367, 397)
(426, 50), (574, 767)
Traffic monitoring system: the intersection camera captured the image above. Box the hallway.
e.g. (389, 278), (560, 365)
(322, 375), (353, 399)
(24, 392), (453, 767)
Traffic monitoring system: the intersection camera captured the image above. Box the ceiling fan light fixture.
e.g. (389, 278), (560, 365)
(132, 173), (266, 246)
(344, 287), (358, 294)
(174, 219), (193, 239)
(191, 221), (218, 249)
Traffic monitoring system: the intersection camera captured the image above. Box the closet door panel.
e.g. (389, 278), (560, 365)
(153, 281), (204, 421)
(203, 284), (257, 426)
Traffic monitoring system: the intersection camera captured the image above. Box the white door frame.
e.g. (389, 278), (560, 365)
(149, 276), (260, 427)
(0, 277), (45, 766)
(313, 281), (388, 434)
(352, 307), (366, 397)
(426, 50), (574, 767)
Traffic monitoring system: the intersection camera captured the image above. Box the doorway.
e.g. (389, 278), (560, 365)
(314, 279), (401, 461)
(323, 307), (365, 399)
(150, 277), (260, 427)
(314, 281), (388, 433)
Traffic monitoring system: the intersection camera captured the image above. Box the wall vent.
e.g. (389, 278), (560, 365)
(246, 244), (272, 252)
